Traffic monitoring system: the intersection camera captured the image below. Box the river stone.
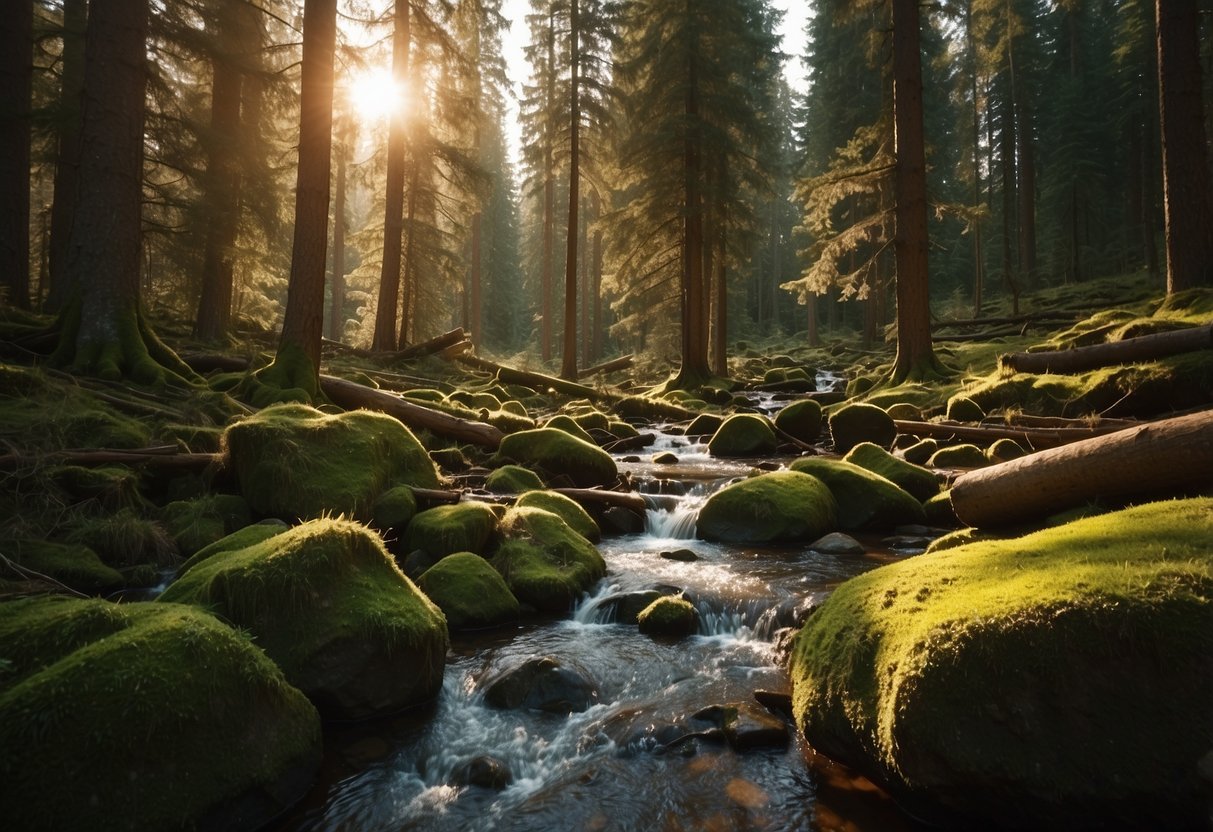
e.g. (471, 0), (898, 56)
(789, 458), (926, 532)
(417, 552), (521, 631)
(986, 437), (1028, 462)
(685, 413), (724, 436)
(637, 596), (699, 638)
(809, 532), (865, 555)
(482, 656), (600, 713)
(707, 414), (778, 457)
(451, 755), (513, 790)
(843, 441), (940, 502)
(693, 702), (789, 752)
(7, 539), (124, 595)
(652, 451), (679, 464)
(901, 438), (939, 465)
(789, 498), (1213, 829)
(497, 428), (618, 488)
(945, 395), (986, 422)
(773, 399), (823, 444)
(660, 548), (699, 562)
(828, 403), (896, 453)
(753, 690), (794, 720)
(514, 490), (601, 542)
(492, 507), (606, 612)
(485, 464), (545, 494)
(402, 502), (499, 572)
(0, 597), (321, 832)
(223, 403), (439, 521)
(599, 589), (665, 624)
(177, 518), (290, 576)
(697, 471), (837, 544)
(600, 505), (646, 535)
(927, 443), (990, 469)
(160, 518), (448, 721)
(923, 491), (961, 528)
(160, 494), (251, 557)
(542, 414), (596, 444)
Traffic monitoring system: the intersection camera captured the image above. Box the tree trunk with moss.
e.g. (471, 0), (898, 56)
(0, 0), (33, 308)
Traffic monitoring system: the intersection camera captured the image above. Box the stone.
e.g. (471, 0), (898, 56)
(637, 596), (699, 638)
(697, 471), (837, 544)
(418, 552), (521, 631)
(901, 438), (939, 465)
(660, 548), (699, 562)
(514, 490), (601, 542)
(492, 507), (606, 612)
(844, 441), (940, 501)
(790, 457), (926, 532)
(708, 414), (778, 457)
(485, 464), (545, 494)
(685, 413), (724, 437)
(482, 656), (600, 713)
(927, 443), (990, 469)
(497, 428), (618, 488)
(809, 532), (865, 555)
(773, 399), (823, 444)
(945, 395), (986, 422)
(451, 756), (513, 790)
(600, 505), (646, 535)
(652, 451), (680, 464)
(828, 402), (897, 453)
(986, 437), (1028, 462)
(402, 501), (499, 573)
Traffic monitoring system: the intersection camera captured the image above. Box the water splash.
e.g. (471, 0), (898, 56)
(643, 483), (720, 540)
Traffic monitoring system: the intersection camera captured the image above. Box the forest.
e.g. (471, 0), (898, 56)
(1, 0), (1212, 830)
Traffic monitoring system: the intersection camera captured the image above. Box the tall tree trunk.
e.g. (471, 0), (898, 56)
(1016, 101), (1036, 288)
(806, 292), (820, 347)
(372, 0), (411, 351)
(0, 0), (33, 308)
(46, 0), (87, 313)
(580, 195), (590, 364)
(889, 0), (940, 383)
(469, 15), (482, 349)
(1156, 0), (1213, 292)
(674, 9), (709, 388)
(328, 115), (349, 341)
(712, 219), (727, 377)
(541, 12), (555, 363)
(266, 0), (337, 393)
(769, 201), (781, 333)
(966, 1), (983, 318)
(560, 0), (581, 380)
(590, 189), (603, 362)
(398, 158), (420, 346)
(999, 87), (1019, 315)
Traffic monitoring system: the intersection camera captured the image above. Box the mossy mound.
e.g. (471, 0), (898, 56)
(707, 414), (778, 457)
(697, 471), (838, 544)
(828, 403), (896, 453)
(901, 438), (939, 465)
(177, 519), (290, 576)
(0, 597), (321, 831)
(927, 443), (989, 469)
(0, 372), (150, 452)
(789, 498), (1213, 828)
(486, 464), (545, 494)
(160, 518), (448, 720)
(417, 552), (521, 631)
(492, 507), (606, 613)
(773, 400), (823, 444)
(541, 414), (596, 444)
(65, 508), (176, 568)
(223, 404), (440, 522)
(8, 540), (124, 594)
(496, 428), (618, 488)
(515, 490), (600, 543)
(402, 502), (499, 571)
(371, 485), (418, 531)
(945, 395), (985, 422)
(986, 437), (1027, 462)
(48, 464), (146, 510)
(884, 402), (922, 422)
(923, 490), (960, 528)
(789, 458), (926, 532)
(685, 413), (724, 436)
(637, 596), (699, 638)
(160, 494), (251, 557)
(843, 442), (939, 502)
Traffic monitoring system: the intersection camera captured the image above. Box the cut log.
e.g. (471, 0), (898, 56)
(893, 419), (1129, 450)
(950, 409), (1213, 528)
(1000, 323), (1213, 375)
(551, 487), (648, 514)
(454, 353), (620, 402)
(319, 374), (503, 449)
(577, 354), (633, 379)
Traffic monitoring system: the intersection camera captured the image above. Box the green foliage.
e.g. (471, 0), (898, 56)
(65, 508), (176, 568)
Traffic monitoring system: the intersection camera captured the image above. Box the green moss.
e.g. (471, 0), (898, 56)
(542, 414), (596, 444)
(707, 414), (778, 457)
(224, 403), (439, 521)
(829, 402), (896, 453)
(0, 383), (151, 452)
(50, 296), (200, 385)
(514, 490), (601, 542)
(608, 420), (640, 439)
(923, 490), (960, 528)
(923, 526), (1002, 553)
(497, 428), (618, 488)
(773, 400), (823, 444)
(48, 464), (146, 511)
(65, 508), (176, 568)
(160, 423), (225, 453)
(500, 400), (529, 418)
(697, 470), (838, 544)
(418, 552), (521, 631)
(403, 502), (499, 564)
(8, 540), (124, 594)
(160, 518), (448, 720)
(789, 458), (926, 532)
(927, 443), (989, 469)
(486, 464), (546, 494)
(0, 597), (320, 831)
(572, 410), (611, 431)
(884, 402), (922, 421)
(636, 596), (699, 638)
(492, 507), (606, 613)
(986, 437), (1027, 462)
(843, 442), (940, 502)
(243, 341), (319, 406)
(945, 395), (985, 422)
(685, 413), (724, 436)
(763, 368), (788, 384)
(405, 388), (447, 403)
(901, 438), (939, 465)
(448, 391), (502, 411)
(789, 498), (1213, 827)
(177, 519), (290, 576)
(160, 494), (251, 557)
(371, 485), (418, 531)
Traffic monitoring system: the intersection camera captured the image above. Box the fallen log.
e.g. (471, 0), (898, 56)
(1000, 323), (1213, 375)
(602, 433), (657, 454)
(320, 327), (468, 362)
(409, 486), (463, 506)
(454, 353), (619, 401)
(436, 339), (473, 360)
(180, 353), (258, 374)
(0, 449), (221, 471)
(931, 313), (1076, 329)
(551, 487), (648, 514)
(932, 328), (1022, 343)
(950, 408), (1213, 528)
(893, 418), (1129, 450)
(577, 354), (634, 379)
(319, 374), (504, 449)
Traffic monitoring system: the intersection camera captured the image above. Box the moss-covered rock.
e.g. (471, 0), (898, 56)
(637, 596), (699, 638)
(497, 428), (618, 488)
(160, 494), (251, 557)
(48, 464), (146, 510)
(843, 442), (939, 502)
(927, 443), (989, 469)
(177, 519), (290, 576)
(224, 404), (440, 521)
(486, 464), (545, 494)
(773, 399), (823, 444)
(697, 471), (838, 544)
(923, 490), (960, 528)
(884, 402), (922, 422)
(417, 552), (521, 631)
(8, 540), (124, 594)
(707, 414), (778, 457)
(0, 597), (321, 831)
(986, 437), (1027, 462)
(685, 412), (724, 437)
(371, 484), (417, 531)
(789, 498), (1213, 828)
(828, 402), (896, 452)
(160, 518), (448, 720)
(514, 490), (600, 543)
(542, 414), (597, 444)
(401, 502), (499, 573)
(66, 508), (176, 568)
(492, 507), (606, 612)
(901, 438), (939, 465)
(945, 395), (985, 422)
(789, 458), (926, 532)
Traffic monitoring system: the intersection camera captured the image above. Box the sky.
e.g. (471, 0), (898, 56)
(498, 0), (811, 169)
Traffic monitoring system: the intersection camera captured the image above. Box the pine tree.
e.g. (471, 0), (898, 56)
(0, 0), (33, 308)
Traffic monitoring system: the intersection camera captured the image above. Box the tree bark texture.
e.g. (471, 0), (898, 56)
(675, 8), (709, 387)
(328, 115), (350, 341)
(999, 323), (1213, 375)
(590, 189), (604, 362)
(561, 0), (581, 380)
(541, 12), (555, 363)
(0, 0), (33, 308)
(45, 0), (87, 313)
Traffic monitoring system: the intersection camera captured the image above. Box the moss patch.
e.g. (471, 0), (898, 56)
(65, 508), (176, 568)
(492, 507), (606, 613)
(486, 464), (545, 494)
(177, 519), (290, 576)
(402, 502), (499, 570)
(789, 458), (926, 532)
(697, 471), (838, 544)
(418, 552), (521, 631)
(515, 490), (601, 543)
(7, 540), (124, 594)
(843, 442), (939, 502)
(829, 403), (896, 453)
(927, 443), (989, 469)
(773, 400), (823, 444)
(637, 596), (699, 638)
(497, 428), (618, 488)
(707, 414), (778, 457)
(160, 494), (251, 557)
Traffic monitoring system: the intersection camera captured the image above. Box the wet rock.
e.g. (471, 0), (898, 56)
(485, 464), (545, 494)
(753, 690), (793, 720)
(482, 656), (600, 714)
(653, 479), (687, 496)
(660, 548), (699, 562)
(599, 589), (665, 624)
(881, 535), (933, 552)
(828, 402), (896, 453)
(600, 505), (646, 535)
(621, 455), (642, 463)
(418, 552), (521, 631)
(698, 471), (837, 545)
(497, 428), (618, 488)
(451, 755), (513, 790)
(515, 490), (601, 542)
(652, 451), (679, 464)
(693, 702), (789, 751)
(637, 596), (699, 638)
(493, 507), (606, 613)
(707, 414), (778, 457)
(685, 413), (724, 436)
(809, 532), (865, 555)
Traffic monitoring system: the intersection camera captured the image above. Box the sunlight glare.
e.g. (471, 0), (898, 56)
(347, 67), (407, 122)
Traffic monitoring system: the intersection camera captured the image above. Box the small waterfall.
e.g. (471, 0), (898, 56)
(643, 483), (721, 540)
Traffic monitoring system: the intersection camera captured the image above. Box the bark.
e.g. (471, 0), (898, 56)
(950, 409), (1213, 528)
(894, 418), (1130, 450)
(398, 158), (420, 346)
(999, 324), (1213, 375)
(541, 11), (555, 363)
(454, 353), (618, 401)
(45, 0), (87, 313)
(328, 115), (350, 341)
(806, 292), (820, 347)
(580, 195), (590, 365)
(560, 0), (581, 380)
(320, 374), (503, 448)
(0, 0), (33, 308)
(1156, 0), (1213, 292)
(999, 87), (1020, 315)
(966, 1), (983, 318)
(590, 189), (603, 362)
(712, 221), (727, 377)
(551, 487), (647, 514)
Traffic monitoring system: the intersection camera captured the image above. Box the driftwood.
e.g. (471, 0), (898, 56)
(950, 409), (1213, 528)
(551, 487), (648, 514)
(319, 374), (503, 449)
(577, 354), (634, 379)
(893, 418), (1129, 451)
(1000, 323), (1213, 375)
(454, 353), (618, 401)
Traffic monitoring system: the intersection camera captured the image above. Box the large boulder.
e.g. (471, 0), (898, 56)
(0, 597), (321, 832)
(160, 518), (448, 720)
(773, 399), (823, 444)
(497, 428), (618, 488)
(160, 493), (252, 557)
(828, 402), (896, 453)
(789, 458), (925, 531)
(485, 464), (545, 494)
(417, 552), (521, 631)
(707, 414), (778, 457)
(789, 498), (1213, 829)
(697, 471), (838, 544)
(515, 489), (601, 542)
(492, 507), (606, 612)
(177, 519), (290, 576)
(843, 442), (940, 502)
(223, 404), (440, 521)
(401, 501), (499, 574)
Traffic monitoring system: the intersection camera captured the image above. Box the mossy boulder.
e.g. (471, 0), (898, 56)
(789, 458), (926, 532)
(828, 402), (896, 452)
(637, 596), (699, 638)
(542, 414), (596, 444)
(371, 485), (418, 531)
(789, 498), (1213, 829)
(66, 508), (176, 568)
(923, 490), (960, 528)
(927, 443), (989, 469)
(160, 494), (252, 557)
(492, 507), (606, 613)
(223, 404), (440, 522)
(178, 519), (290, 576)
(417, 552), (521, 631)
(8, 540), (124, 594)
(497, 428), (618, 488)
(843, 442), (940, 502)
(0, 597), (321, 831)
(160, 518), (448, 720)
(685, 412), (724, 437)
(901, 438), (939, 465)
(486, 464), (545, 494)
(884, 402), (922, 422)
(515, 490), (600, 543)
(986, 437), (1027, 462)
(697, 471), (838, 544)
(773, 399), (823, 444)
(402, 502), (499, 572)
(945, 395), (986, 422)
(707, 414), (778, 457)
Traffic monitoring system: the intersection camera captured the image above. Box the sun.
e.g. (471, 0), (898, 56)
(347, 67), (408, 122)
